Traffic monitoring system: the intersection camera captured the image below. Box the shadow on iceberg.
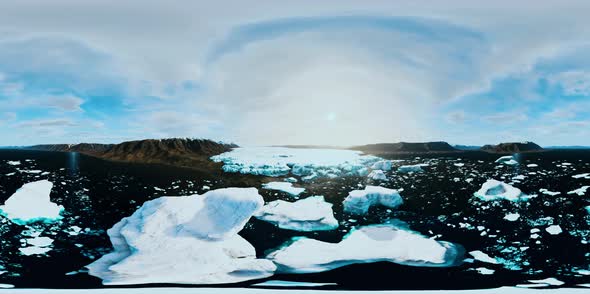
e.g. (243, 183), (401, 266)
(86, 187), (276, 285)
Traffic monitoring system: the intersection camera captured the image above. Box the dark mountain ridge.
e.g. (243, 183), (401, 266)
(351, 141), (458, 155)
(25, 138), (237, 171)
(480, 141), (543, 154)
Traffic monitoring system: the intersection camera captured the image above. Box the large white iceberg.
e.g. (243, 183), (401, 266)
(262, 182), (305, 197)
(397, 164), (427, 173)
(267, 224), (462, 274)
(211, 147), (379, 179)
(495, 155), (518, 166)
(0, 180), (63, 224)
(371, 160), (393, 171)
(254, 196), (338, 231)
(86, 187), (276, 285)
(343, 186), (403, 215)
(474, 180), (533, 202)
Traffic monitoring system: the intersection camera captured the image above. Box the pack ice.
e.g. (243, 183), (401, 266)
(86, 188), (276, 285)
(211, 147), (378, 180)
(0, 180), (63, 224)
(267, 224), (462, 274)
(343, 186), (403, 215)
(254, 196), (338, 231)
(474, 179), (533, 202)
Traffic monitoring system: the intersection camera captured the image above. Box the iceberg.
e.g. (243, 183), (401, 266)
(371, 160), (393, 171)
(254, 196), (338, 231)
(267, 224), (463, 274)
(0, 180), (64, 225)
(262, 182), (305, 197)
(86, 187), (276, 285)
(7, 160), (21, 166)
(473, 180), (533, 202)
(504, 213), (520, 221)
(368, 170), (387, 181)
(495, 155), (518, 165)
(545, 225), (562, 235)
(397, 164), (426, 173)
(343, 186), (403, 215)
(211, 147), (379, 179)
(469, 250), (499, 264)
(572, 173), (590, 179)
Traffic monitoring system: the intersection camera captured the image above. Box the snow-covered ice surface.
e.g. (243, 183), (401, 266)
(262, 182), (305, 196)
(343, 186), (403, 215)
(268, 224), (463, 274)
(0, 180), (63, 224)
(86, 188), (276, 285)
(254, 196), (338, 231)
(211, 147), (379, 179)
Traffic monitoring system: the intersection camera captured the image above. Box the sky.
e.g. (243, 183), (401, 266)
(1, 0), (590, 147)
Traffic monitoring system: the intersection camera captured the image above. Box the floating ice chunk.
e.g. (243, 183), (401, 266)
(86, 187), (276, 285)
(368, 170), (387, 181)
(211, 147), (379, 179)
(267, 224), (463, 274)
(454, 163), (465, 167)
(153, 187), (165, 191)
(18, 169), (42, 174)
(284, 177), (298, 183)
(7, 160), (20, 165)
(528, 277), (565, 286)
(0, 180), (64, 224)
(343, 186), (403, 215)
(475, 267), (495, 275)
(545, 225), (562, 235)
(572, 173), (590, 179)
(0, 284), (14, 289)
(495, 155), (518, 166)
(371, 160), (392, 171)
(527, 164), (538, 168)
(567, 186), (589, 196)
(254, 196), (338, 231)
(539, 188), (561, 196)
(473, 179), (533, 202)
(19, 246), (52, 256)
(469, 250), (499, 264)
(26, 236), (54, 247)
(504, 213), (520, 221)
(262, 182), (305, 197)
(397, 164), (426, 173)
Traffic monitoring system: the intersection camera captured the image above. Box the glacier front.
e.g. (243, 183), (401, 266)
(86, 187), (276, 285)
(211, 147), (379, 180)
(267, 224), (463, 274)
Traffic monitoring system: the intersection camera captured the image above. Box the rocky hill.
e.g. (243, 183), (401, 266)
(351, 141), (458, 155)
(480, 141), (543, 153)
(26, 138), (237, 170)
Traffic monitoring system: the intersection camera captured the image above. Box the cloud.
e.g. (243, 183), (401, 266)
(42, 95), (85, 112)
(482, 111), (528, 124)
(446, 111), (467, 124)
(548, 70), (590, 96)
(15, 118), (77, 128)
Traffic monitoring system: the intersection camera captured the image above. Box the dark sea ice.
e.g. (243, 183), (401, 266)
(0, 149), (589, 289)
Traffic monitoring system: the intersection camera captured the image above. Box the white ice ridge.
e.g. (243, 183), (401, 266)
(0, 180), (63, 225)
(254, 196), (338, 231)
(474, 180), (534, 202)
(267, 224), (462, 274)
(86, 188), (276, 285)
(343, 186), (403, 215)
(211, 147), (379, 179)
(495, 155), (518, 165)
(262, 182), (305, 197)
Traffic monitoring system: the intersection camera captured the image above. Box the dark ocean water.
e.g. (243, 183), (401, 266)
(0, 149), (589, 290)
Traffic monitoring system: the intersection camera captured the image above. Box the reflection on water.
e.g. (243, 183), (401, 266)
(68, 152), (79, 176)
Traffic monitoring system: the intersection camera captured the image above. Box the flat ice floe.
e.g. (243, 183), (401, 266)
(267, 224), (462, 274)
(254, 196), (338, 231)
(398, 164), (426, 173)
(211, 147), (379, 179)
(469, 250), (499, 264)
(343, 186), (403, 215)
(567, 186), (589, 196)
(0, 180), (64, 224)
(473, 180), (533, 202)
(262, 182), (305, 197)
(86, 187), (276, 285)
(572, 173), (590, 179)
